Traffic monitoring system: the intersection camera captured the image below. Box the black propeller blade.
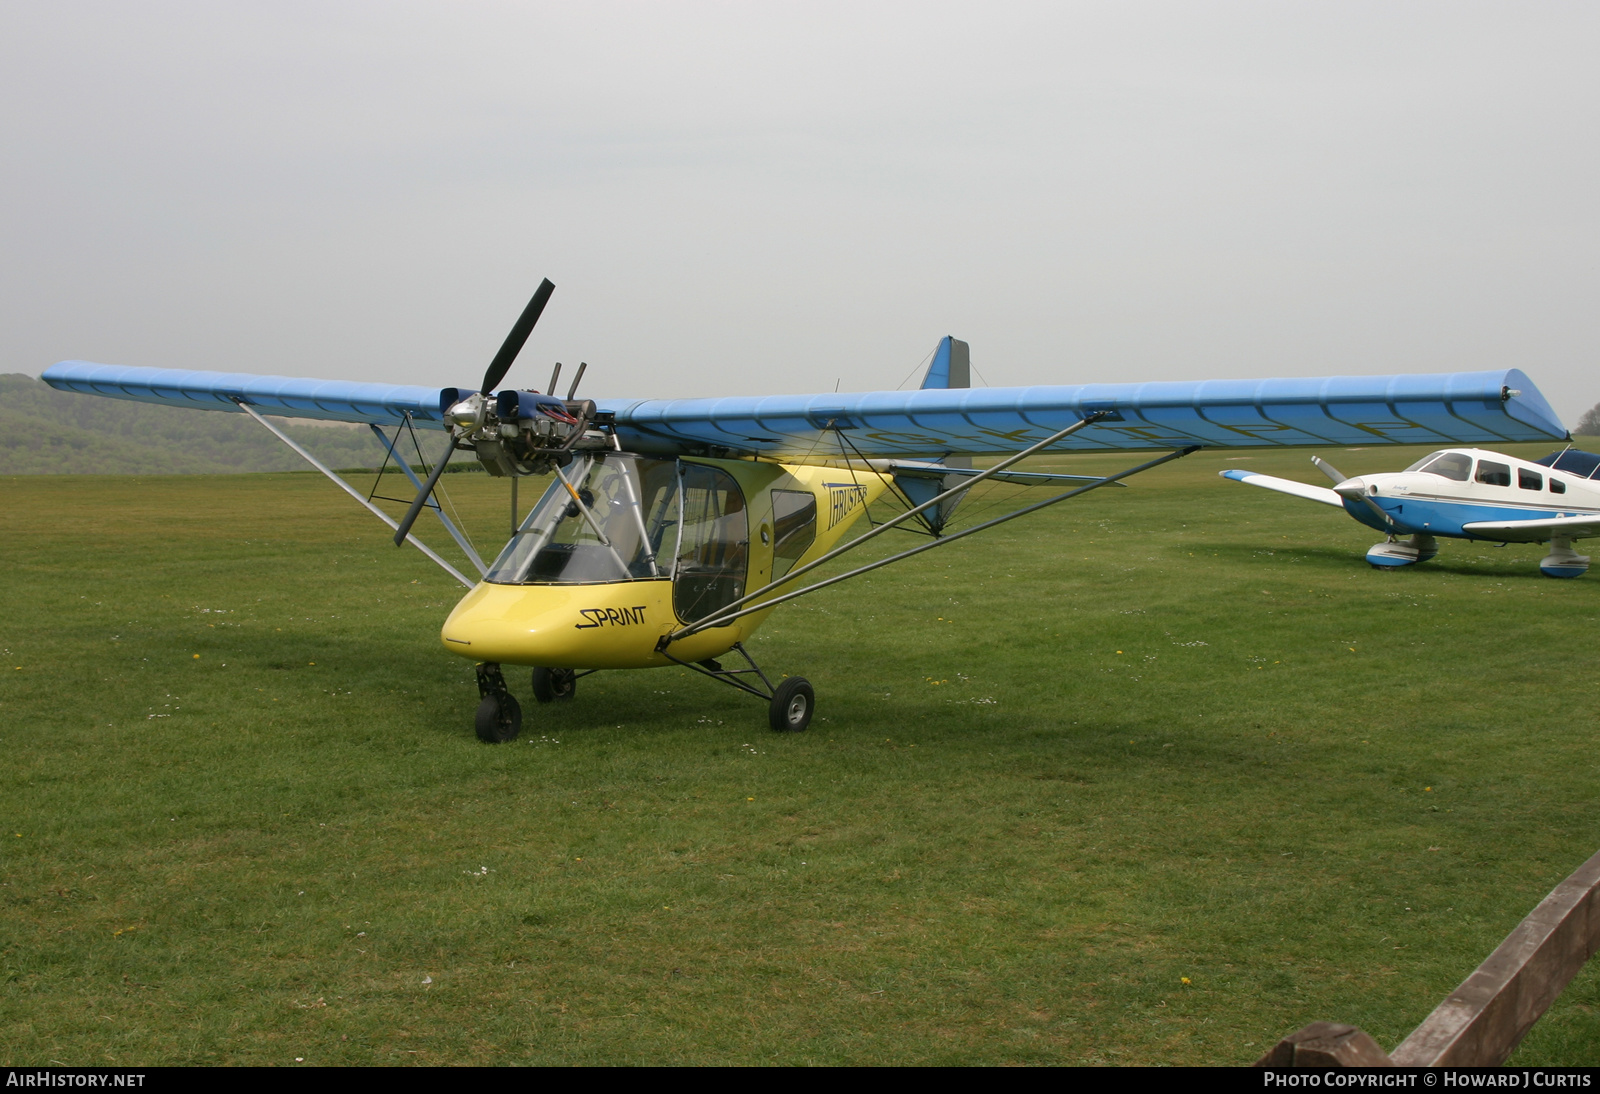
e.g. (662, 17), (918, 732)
(392, 278), (556, 548)
(394, 432), (462, 547)
(481, 279), (555, 396)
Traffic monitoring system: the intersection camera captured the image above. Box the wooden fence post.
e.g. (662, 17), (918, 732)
(1255, 847), (1600, 1067)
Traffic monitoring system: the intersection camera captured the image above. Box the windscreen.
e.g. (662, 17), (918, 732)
(1412, 452), (1472, 481)
(486, 454), (679, 584)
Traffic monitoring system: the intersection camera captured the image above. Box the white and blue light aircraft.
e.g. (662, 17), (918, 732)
(40, 278), (1575, 737)
(1222, 448), (1600, 577)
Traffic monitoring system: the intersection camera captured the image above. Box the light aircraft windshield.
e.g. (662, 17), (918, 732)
(483, 455), (751, 617)
(486, 453), (678, 584)
(1405, 451), (1473, 481)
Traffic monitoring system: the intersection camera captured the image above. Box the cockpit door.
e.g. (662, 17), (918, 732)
(671, 462), (750, 623)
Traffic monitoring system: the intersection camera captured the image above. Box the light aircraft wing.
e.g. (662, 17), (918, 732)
(879, 459), (1126, 488)
(1218, 469), (1344, 507)
(606, 368), (1565, 458)
(41, 362), (457, 427)
(1461, 514), (1600, 543)
(41, 363), (1566, 458)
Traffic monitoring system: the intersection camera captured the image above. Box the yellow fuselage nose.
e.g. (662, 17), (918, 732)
(441, 579), (769, 668)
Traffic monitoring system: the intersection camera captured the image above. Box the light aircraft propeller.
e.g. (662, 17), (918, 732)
(394, 278), (557, 546)
(1311, 456), (1347, 484)
(1312, 454), (1400, 531)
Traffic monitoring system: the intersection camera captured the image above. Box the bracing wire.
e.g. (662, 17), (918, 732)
(366, 417), (483, 571)
(894, 344), (939, 391)
(412, 423), (480, 563)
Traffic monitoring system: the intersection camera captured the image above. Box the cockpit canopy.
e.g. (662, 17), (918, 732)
(1400, 447), (1592, 494)
(485, 453), (667, 584)
(1403, 450), (1473, 481)
(484, 453), (754, 621)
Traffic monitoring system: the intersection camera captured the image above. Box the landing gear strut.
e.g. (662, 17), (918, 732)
(474, 663), (522, 743)
(658, 641), (815, 733)
(475, 650), (812, 739)
(531, 666), (578, 703)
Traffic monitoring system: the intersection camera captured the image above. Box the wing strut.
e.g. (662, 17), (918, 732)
(232, 399), (475, 588)
(660, 400), (1196, 642)
(665, 444), (1198, 643)
(366, 421), (487, 576)
(667, 411), (1112, 639)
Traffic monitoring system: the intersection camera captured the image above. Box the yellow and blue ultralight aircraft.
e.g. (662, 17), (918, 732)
(43, 280), (1571, 740)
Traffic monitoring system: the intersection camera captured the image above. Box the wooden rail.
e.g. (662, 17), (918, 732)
(1257, 847), (1600, 1067)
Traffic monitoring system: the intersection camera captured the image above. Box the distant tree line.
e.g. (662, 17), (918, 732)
(1578, 402), (1600, 437)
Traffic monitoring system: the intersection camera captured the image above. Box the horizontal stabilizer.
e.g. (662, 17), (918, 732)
(1220, 469), (1344, 507)
(1461, 514), (1600, 543)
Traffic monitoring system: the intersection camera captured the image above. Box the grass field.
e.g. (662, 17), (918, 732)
(3, 439), (1599, 1066)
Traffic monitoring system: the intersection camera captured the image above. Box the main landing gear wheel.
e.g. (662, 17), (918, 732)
(474, 662), (522, 743)
(531, 667), (577, 703)
(768, 677), (815, 733)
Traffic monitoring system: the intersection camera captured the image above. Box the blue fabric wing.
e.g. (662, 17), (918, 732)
(42, 361), (1567, 456)
(42, 361), (456, 428)
(606, 369), (1566, 457)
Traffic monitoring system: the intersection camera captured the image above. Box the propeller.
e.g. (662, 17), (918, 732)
(1311, 456), (1348, 485)
(1332, 478), (1399, 531)
(1314, 456), (1397, 530)
(393, 279), (556, 547)
(482, 279), (555, 397)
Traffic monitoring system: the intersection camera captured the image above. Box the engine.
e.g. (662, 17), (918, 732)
(439, 388), (616, 477)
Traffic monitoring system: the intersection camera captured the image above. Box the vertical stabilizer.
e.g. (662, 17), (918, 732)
(911, 339), (972, 523)
(920, 337), (970, 390)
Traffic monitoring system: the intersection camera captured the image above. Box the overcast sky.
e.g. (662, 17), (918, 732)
(3, 2), (1596, 421)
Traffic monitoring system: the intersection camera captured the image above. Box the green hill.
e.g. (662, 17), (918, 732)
(0, 373), (409, 474)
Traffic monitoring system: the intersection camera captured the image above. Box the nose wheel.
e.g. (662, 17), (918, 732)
(473, 663), (522, 743)
(1366, 534), (1437, 568)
